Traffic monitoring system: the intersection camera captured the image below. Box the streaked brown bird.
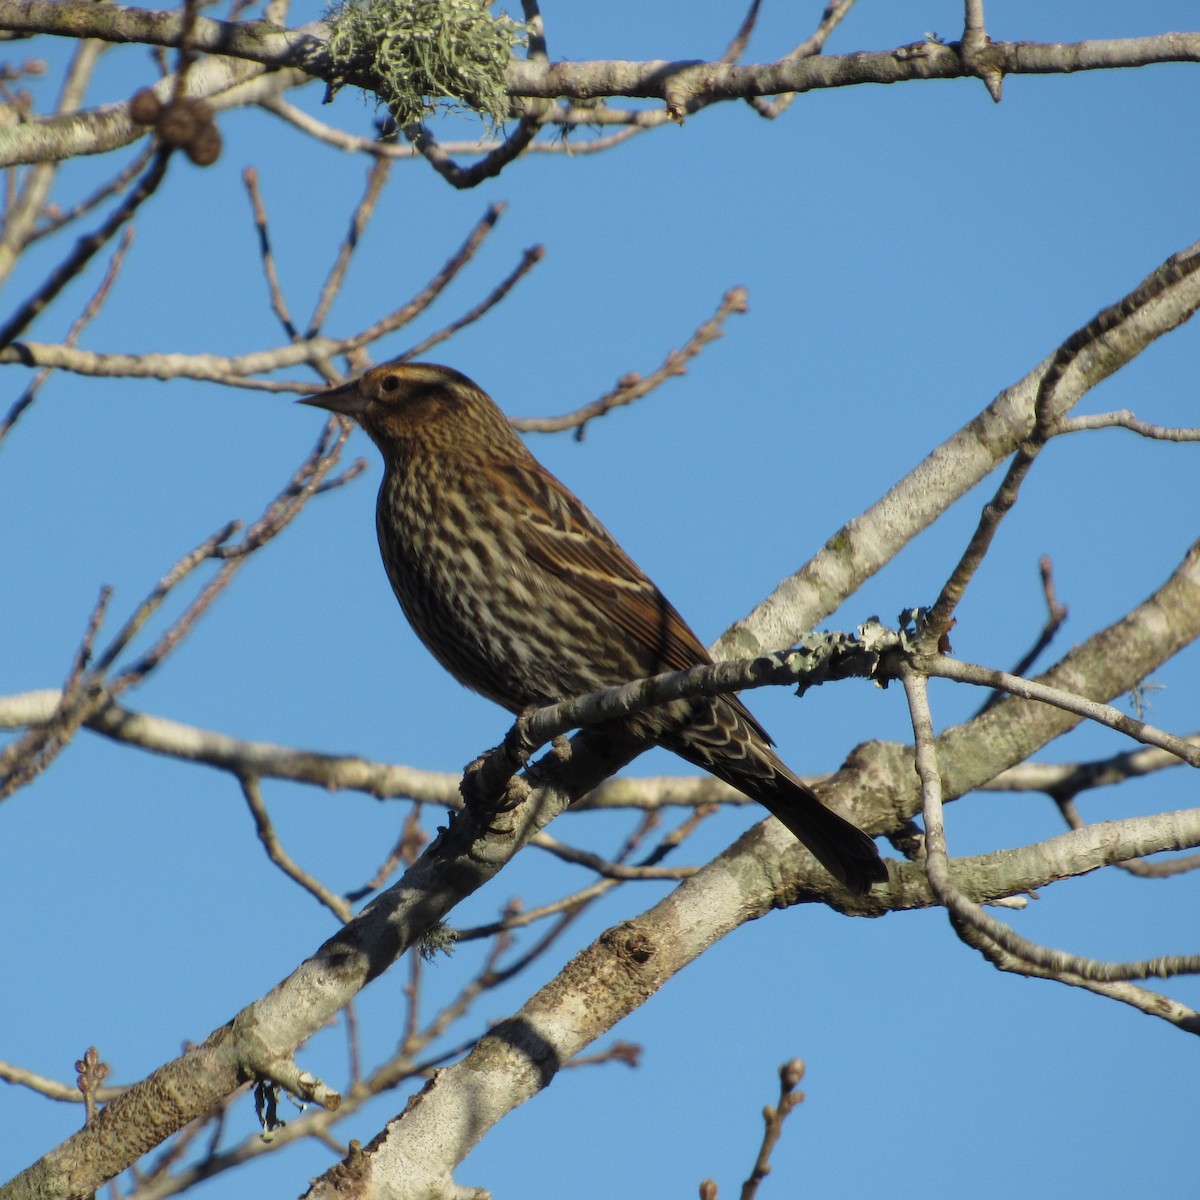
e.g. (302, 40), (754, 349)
(302, 362), (886, 893)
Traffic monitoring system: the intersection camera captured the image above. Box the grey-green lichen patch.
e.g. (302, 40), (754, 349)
(324, 0), (526, 128)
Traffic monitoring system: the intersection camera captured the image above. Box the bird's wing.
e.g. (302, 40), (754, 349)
(484, 458), (774, 744)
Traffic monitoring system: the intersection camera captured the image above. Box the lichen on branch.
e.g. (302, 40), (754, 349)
(323, 0), (526, 127)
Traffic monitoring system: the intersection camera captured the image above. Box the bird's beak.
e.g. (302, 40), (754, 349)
(298, 379), (368, 418)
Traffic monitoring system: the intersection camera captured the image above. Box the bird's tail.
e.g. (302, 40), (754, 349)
(660, 698), (887, 895)
(746, 765), (888, 895)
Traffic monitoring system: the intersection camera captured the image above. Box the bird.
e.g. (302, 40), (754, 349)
(301, 361), (887, 894)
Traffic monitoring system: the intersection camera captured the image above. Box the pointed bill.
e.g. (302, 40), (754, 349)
(298, 379), (368, 417)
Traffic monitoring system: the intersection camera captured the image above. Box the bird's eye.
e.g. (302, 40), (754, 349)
(379, 374), (400, 394)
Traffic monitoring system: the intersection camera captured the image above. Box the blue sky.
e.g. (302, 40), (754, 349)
(3, 2), (1199, 1195)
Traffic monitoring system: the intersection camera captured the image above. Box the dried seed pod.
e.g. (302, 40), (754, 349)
(129, 87), (161, 125)
(156, 97), (213, 148)
(185, 121), (222, 167)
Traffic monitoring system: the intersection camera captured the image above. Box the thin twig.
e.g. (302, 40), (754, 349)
(0, 34), (104, 285)
(512, 286), (748, 437)
(738, 1059), (806, 1200)
(1055, 409), (1200, 441)
(453, 879), (618, 941)
(211, 417), (352, 559)
(344, 999), (362, 1092)
(530, 833), (695, 880)
(0, 521), (234, 801)
(0, 225), (134, 447)
(456, 804), (711, 941)
(104, 425), (351, 692)
(0, 205), (524, 388)
(520, 0), (547, 63)
(0, 1058), (125, 1105)
(750, 0), (858, 118)
(30, 143), (156, 242)
(974, 554), (1068, 717)
(0, 587), (113, 799)
(307, 157), (391, 338)
(901, 665), (1200, 1030)
(242, 165), (297, 339)
(400, 946), (423, 1059)
(983, 739), (1200, 795)
(723, 0), (762, 64)
(0, 147), (170, 351)
(340, 202), (507, 352)
(405, 107), (545, 188)
(1, 418), (352, 802)
(345, 802), (427, 903)
(261, 95), (646, 159)
(94, 522), (240, 677)
(921, 653), (1200, 767)
(401, 244), (544, 362)
(239, 774), (353, 921)
(921, 246), (1200, 642)
(74, 1047), (110, 1128)
(563, 1041), (641, 1070)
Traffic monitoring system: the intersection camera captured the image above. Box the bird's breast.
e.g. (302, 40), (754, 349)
(375, 466), (604, 710)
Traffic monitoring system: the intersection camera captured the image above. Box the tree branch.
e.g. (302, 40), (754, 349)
(719, 238), (1200, 659)
(2, 2), (1198, 173)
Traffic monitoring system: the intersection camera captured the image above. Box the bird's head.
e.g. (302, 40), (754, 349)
(299, 360), (518, 457)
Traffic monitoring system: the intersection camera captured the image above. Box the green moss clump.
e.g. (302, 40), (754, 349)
(324, 0), (526, 128)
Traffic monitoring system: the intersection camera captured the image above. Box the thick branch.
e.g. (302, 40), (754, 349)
(828, 539), (1200, 833)
(2, 2), (1198, 167)
(4, 3), (1197, 98)
(0, 723), (647, 1199)
(719, 240), (1200, 658)
(303, 798), (1200, 1196)
(6, 227), (1200, 1199)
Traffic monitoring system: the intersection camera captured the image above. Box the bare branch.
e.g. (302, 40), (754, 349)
(401, 243), (544, 363)
(0, 32), (104, 281)
(405, 108), (545, 190)
(902, 665), (1200, 1032)
(28, 143), (155, 243)
(307, 157), (391, 339)
(260, 94), (646, 160)
(737, 1059), (806, 1200)
(462, 630), (893, 813)
(983, 738), (1200, 796)
(4, 3), (1200, 179)
(0, 204), (524, 387)
(922, 245), (1200, 643)
(0, 1058), (125, 1105)
(975, 555), (1069, 718)
(0, 146), (169, 351)
(241, 165), (297, 339)
(719, 237), (1200, 660)
(239, 774), (353, 922)
(920, 652), (1200, 767)
(520, 0), (546, 64)
(530, 832), (695, 881)
(750, 0), (858, 118)
(1056, 409), (1200, 440)
(0, 690), (463, 801)
(512, 287), (748, 436)
(340, 201), (509, 353)
(0, 223), (133, 446)
(0, 586), (113, 799)
(722, 0), (761, 65)
(1054, 794), (1200, 881)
